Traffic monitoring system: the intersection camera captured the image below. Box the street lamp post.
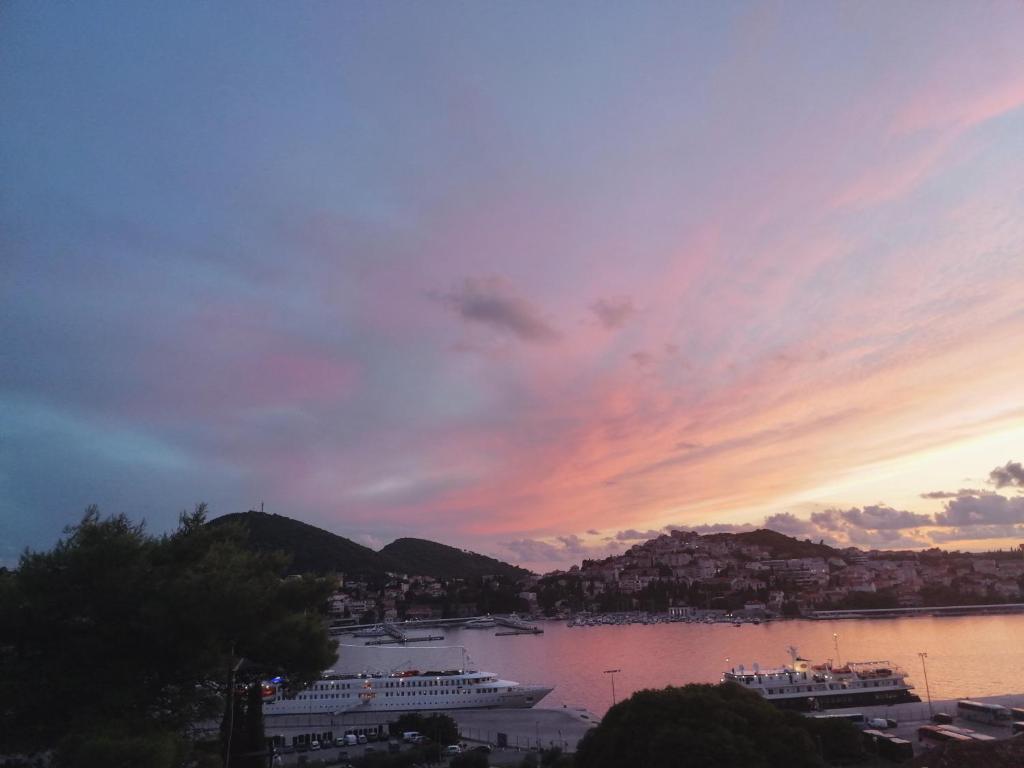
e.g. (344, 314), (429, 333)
(833, 633), (841, 666)
(918, 652), (933, 718)
(603, 669), (621, 706)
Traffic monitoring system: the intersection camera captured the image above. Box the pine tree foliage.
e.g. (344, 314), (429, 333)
(0, 504), (337, 762)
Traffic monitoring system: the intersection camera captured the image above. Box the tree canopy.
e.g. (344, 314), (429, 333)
(575, 682), (855, 768)
(388, 712), (460, 745)
(0, 505), (337, 763)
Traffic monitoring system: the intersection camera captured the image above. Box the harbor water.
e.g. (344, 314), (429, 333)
(336, 614), (1024, 716)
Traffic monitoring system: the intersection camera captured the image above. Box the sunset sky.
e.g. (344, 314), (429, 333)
(3, 3), (1024, 571)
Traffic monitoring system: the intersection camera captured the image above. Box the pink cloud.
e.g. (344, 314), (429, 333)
(893, 77), (1024, 137)
(136, 304), (361, 420)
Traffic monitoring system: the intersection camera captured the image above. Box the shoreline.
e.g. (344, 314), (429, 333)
(560, 602), (1024, 627)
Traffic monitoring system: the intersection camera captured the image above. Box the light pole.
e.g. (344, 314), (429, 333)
(918, 652), (933, 717)
(603, 669), (621, 706)
(833, 633), (841, 666)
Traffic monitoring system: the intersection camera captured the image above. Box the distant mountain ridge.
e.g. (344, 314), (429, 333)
(380, 537), (531, 581)
(208, 511), (398, 577)
(207, 511), (531, 581)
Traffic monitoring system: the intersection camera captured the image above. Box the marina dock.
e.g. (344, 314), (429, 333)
(363, 622), (445, 645)
(332, 613), (544, 637)
(493, 615), (544, 634)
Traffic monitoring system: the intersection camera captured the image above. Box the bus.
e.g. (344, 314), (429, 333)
(917, 725), (972, 746)
(810, 712), (866, 726)
(860, 729), (885, 753)
(877, 736), (913, 762)
(1012, 721), (1024, 736)
(1010, 707), (1024, 721)
(957, 699), (1013, 725)
(935, 724), (976, 737)
(862, 730), (913, 761)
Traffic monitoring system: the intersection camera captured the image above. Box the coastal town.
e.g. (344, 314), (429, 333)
(325, 529), (1024, 624)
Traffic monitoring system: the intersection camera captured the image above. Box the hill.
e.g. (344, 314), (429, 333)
(207, 511), (400, 578)
(207, 511), (532, 582)
(717, 529), (840, 559)
(380, 538), (531, 581)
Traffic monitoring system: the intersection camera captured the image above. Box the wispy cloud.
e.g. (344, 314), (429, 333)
(614, 528), (663, 541)
(590, 297), (637, 330)
(435, 277), (560, 343)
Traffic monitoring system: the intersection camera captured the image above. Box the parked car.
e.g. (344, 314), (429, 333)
(932, 712), (954, 724)
(358, 734), (368, 744)
(471, 745), (492, 753)
(310, 739), (321, 751)
(444, 745), (462, 755)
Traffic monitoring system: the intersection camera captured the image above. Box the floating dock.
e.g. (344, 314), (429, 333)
(363, 623), (445, 645)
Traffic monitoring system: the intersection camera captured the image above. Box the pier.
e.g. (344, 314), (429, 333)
(363, 622), (445, 645)
(331, 614), (544, 636)
(493, 615), (543, 635)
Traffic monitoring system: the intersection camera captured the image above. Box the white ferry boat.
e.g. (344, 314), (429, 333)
(722, 647), (919, 711)
(261, 649), (552, 714)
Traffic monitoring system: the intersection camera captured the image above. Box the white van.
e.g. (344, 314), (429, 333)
(402, 731), (421, 743)
(344, 734), (358, 746)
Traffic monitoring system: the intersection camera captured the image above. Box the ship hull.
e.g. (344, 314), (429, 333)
(766, 688), (920, 712)
(263, 685), (554, 715)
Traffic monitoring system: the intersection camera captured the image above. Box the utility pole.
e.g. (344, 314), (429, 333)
(603, 669), (621, 706)
(918, 652), (933, 718)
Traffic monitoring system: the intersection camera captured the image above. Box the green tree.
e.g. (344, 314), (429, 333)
(450, 750), (489, 768)
(575, 683), (826, 768)
(388, 712), (460, 745)
(0, 505), (337, 765)
(540, 746), (573, 767)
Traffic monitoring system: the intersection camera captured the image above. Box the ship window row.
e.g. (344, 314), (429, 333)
(303, 679), (503, 696)
(383, 688), (500, 697)
(298, 693), (354, 700)
(377, 680), (486, 688)
(764, 680), (899, 695)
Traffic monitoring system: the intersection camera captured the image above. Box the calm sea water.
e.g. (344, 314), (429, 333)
(336, 614), (1024, 716)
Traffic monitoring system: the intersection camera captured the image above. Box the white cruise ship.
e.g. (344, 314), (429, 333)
(262, 649), (552, 714)
(722, 647), (919, 711)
